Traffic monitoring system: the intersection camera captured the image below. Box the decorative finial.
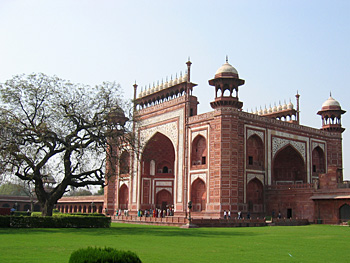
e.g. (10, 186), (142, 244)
(330, 91), (332, 97)
(226, 55), (228, 63)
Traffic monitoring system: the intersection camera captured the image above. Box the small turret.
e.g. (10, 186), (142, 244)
(208, 57), (245, 109)
(317, 94), (346, 132)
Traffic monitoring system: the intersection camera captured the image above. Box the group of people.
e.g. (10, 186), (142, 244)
(137, 207), (174, 218)
(223, 210), (251, 220)
(115, 207), (175, 218)
(115, 208), (129, 216)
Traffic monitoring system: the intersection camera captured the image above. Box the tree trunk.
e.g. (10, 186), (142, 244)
(42, 201), (54, 216)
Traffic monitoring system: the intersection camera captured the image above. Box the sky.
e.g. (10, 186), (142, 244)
(0, 0), (349, 179)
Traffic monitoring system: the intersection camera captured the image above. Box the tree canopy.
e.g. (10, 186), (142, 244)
(0, 73), (133, 215)
(0, 182), (28, 196)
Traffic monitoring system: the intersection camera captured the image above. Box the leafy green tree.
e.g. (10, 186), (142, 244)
(0, 182), (27, 196)
(69, 188), (93, 196)
(95, 186), (104, 195)
(0, 73), (133, 216)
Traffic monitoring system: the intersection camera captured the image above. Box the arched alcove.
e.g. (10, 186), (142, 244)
(272, 145), (306, 184)
(246, 178), (264, 213)
(119, 184), (129, 210)
(156, 189), (173, 210)
(312, 146), (325, 176)
(119, 151), (130, 175)
(191, 178), (206, 212)
(141, 132), (175, 210)
(246, 134), (264, 170)
(191, 135), (207, 167)
(339, 204), (350, 221)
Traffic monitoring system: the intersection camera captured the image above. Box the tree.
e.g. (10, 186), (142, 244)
(68, 188), (93, 196)
(0, 73), (133, 216)
(95, 186), (104, 195)
(0, 182), (27, 196)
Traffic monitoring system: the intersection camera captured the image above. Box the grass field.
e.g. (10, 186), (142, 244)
(0, 223), (349, 263)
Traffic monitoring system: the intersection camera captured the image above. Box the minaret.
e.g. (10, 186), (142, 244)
(296, 91), (300, 124)
(317, 94), (346, 132)
(186, 57), (192, 83)
(133, 81), (138, 111)
(208, 57), (245, 109)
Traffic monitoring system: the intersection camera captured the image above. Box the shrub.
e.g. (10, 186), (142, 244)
(69, 247), (142, 263)
(0, 216), (111, 228)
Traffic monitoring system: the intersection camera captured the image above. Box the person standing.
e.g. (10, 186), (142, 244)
(228, 210), (231, 219)
(224, 210), (227, 219)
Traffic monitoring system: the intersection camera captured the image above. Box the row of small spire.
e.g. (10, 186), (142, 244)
(250, 100), (294, 115)
(138, 72), (188, 98)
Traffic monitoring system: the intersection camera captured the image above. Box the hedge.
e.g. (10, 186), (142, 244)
(0, 216), (111, 228)
(69, 247), (142, 263)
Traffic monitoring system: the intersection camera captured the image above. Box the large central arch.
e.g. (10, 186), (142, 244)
(140, 132), (175, 210)
(272, 145), (306, 184)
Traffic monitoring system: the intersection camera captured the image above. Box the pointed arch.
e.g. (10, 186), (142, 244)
(119, 184), (129, 210)
(246, 178), (264, 213)
(339, 204), (350, 221)
(191, 178), (206, 212)
(119, 151), (130, 175)
(312, 146), (325, 176)
(141, 132), (175, 210)
(272, 145), (306, 184)
(246, 134), (264, 170)
(191, 135), (207, 167)
(156, 189), (173, 210)
(142, 132), (175, 176)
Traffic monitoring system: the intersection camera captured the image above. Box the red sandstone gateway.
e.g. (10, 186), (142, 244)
(61, 58), (350, 225)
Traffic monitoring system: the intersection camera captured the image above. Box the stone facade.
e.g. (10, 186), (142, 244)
(105, 59), (350, 223)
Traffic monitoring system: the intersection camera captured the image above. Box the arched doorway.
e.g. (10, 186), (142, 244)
(246, 178), (264, 213)
(339, 204), (350, 221)
(246, 135), (264, 170)
(156, 189), (172, 210)
(191, 178), (206, 212)
(141, 132), (175, 210)
(273, 145), (306, 184)
(119, 184), (129, 210)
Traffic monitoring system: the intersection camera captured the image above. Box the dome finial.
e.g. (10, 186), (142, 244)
(226, 55), (228, 63)
(330, 91), (332, 97)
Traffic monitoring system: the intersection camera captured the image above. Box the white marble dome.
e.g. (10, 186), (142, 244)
(322, 96), (341, 108)
(215, 61), (238, 76)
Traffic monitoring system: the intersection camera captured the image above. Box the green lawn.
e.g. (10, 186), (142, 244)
(0, 223), (349, 262)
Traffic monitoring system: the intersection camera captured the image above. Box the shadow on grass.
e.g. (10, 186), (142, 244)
(0, 223), (260, 238)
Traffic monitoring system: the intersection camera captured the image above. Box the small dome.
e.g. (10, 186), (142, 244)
(215, 61), (238, 77)
(182, 73), (188, 82)
(278, 103), (283, 111)
(273, 104), (278, 112)
(288, 101), (294, 109)
(322, 96), (341, 108)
